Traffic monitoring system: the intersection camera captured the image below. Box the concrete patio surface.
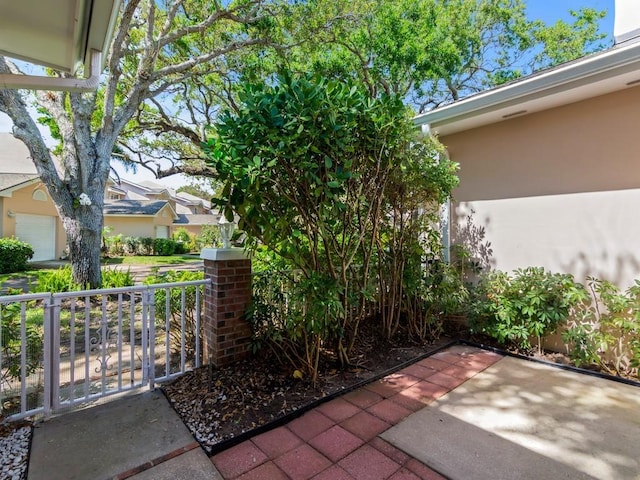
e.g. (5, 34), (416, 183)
(25, 345), (640, 479)
(382, 355), (640, 480)
(27, 390), (221, 480)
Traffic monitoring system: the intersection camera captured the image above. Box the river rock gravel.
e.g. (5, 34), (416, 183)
(0, 423), (31, 480)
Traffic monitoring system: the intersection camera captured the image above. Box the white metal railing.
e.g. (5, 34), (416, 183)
(0, 280), (207, 421)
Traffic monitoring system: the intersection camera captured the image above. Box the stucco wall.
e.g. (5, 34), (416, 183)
(104, 216), (157, 238)
(1, 183), (66, 259)
(104, 206), (175, 238)
(441, 85), (640, 288)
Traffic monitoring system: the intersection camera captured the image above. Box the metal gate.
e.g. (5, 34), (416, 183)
(0, 280), (207, 420)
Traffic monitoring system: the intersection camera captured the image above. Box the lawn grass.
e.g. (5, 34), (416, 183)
(0, 255), (202, 294)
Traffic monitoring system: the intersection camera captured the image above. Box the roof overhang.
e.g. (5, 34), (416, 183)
(0, 176), (41, 197)
(414, 40), (640, 137)
(0, 0), (121, 91)
(104, 201), (179, 220)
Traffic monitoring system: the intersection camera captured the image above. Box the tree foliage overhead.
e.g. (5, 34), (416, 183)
(0, 0), (608, 288)
(0, 0), (281, 287)
(276, 0), (608, 111)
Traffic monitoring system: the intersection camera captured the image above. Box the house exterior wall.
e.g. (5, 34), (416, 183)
(441, 85), (640, 288)
(104, 216), (157, 238)
(104, 206), (175, 239)
(1, 182), (66, 259)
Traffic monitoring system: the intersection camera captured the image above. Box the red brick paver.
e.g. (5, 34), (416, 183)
(212, 441), (268, 479)
(341, 410), (390, 441)
(274, 444), (332, 480)
(252, 426), (303, 458)
(367, 399), (412, 424)
(316, 397), (361, 422)
(309, 425), (364, 462)
(339, 444), (402, 480)
(287, 410), (335, 441)
(343, 388), (384, 409)
(206, 346), (502, 480)
(236, 461), (289, 480)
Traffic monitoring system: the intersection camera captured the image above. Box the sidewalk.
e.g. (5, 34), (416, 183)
(28, 390), (221, 480)
(26, 345), (640, 479)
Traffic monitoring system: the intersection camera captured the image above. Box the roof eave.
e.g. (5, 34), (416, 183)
(0, 177), (41, 197)
(413, 41), (640, 136)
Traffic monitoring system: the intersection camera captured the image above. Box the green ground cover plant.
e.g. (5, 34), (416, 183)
(32, 266), (135, 292)
(102, 255), (200, 266)
(145, 270), (205, 361)
(468, 267), (587, 354)
(0, 302), (43, 390)
(563, 278), (640, 378)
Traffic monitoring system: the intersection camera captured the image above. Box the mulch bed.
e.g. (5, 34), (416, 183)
(162, 334), (453, 454)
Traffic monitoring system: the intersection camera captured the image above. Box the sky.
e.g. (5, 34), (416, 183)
(0, 0), (617, 190)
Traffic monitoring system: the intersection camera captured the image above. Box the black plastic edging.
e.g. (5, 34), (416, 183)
(459, 339), (640, 389)
(178, 338), (460, 456)
(164, 337), (640, 457)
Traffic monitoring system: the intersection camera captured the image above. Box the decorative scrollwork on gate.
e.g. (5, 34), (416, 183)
(89, 320), (119, 374)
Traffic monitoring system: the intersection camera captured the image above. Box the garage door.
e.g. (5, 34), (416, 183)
(15, 214), (56, 261)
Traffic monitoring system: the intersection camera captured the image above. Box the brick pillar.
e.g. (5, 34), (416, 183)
(200, 248), (252, 367)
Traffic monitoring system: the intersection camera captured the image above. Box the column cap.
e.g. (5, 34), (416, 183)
(200, 248), (248, 261)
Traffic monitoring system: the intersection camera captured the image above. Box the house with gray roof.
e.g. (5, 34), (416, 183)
(0, 133), (217, 259)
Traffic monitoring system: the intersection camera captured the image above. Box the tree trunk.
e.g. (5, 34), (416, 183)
(60, 203), (104, 289)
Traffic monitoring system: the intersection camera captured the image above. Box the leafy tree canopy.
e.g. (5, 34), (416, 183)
(0, 0), (608, 287)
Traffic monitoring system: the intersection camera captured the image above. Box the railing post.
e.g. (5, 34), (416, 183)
(141, 290), (151, 386)
(200, 248), (252, 367)
(43, 295), (61, 418)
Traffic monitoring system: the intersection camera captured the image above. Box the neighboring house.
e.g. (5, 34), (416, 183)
(0, 133), (67, 261)
(103, 199), (178, 239)
(414, 2), (640, 288)
(0, 134), (217, 260)
(107, 178), (218, 238)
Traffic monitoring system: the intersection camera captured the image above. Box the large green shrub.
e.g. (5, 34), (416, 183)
(197, 225), (221, 250)
(0, 238), (34, 273)
(140, 237), (154, 255)
(206, 74), (458, 381)
(469, 267), (587, 353)
(123, 236), (140, 255)
(152, 238), (177, 256)
(563, 278), (640, 378)
(172, 227), (199, 253)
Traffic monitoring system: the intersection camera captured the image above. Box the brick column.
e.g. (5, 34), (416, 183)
(200, 248), (252, 367)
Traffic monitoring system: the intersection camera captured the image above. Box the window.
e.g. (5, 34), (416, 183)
(32, 189), (47, 202)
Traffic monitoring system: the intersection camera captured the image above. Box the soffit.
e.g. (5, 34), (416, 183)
(0, 0), (120, 74)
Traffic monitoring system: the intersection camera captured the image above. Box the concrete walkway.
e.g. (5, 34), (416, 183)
(26, 346), (640, 479)
(28, 390), (221, 480)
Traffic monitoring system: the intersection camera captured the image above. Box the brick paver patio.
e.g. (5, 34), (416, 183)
(211, 345), (503, 479)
